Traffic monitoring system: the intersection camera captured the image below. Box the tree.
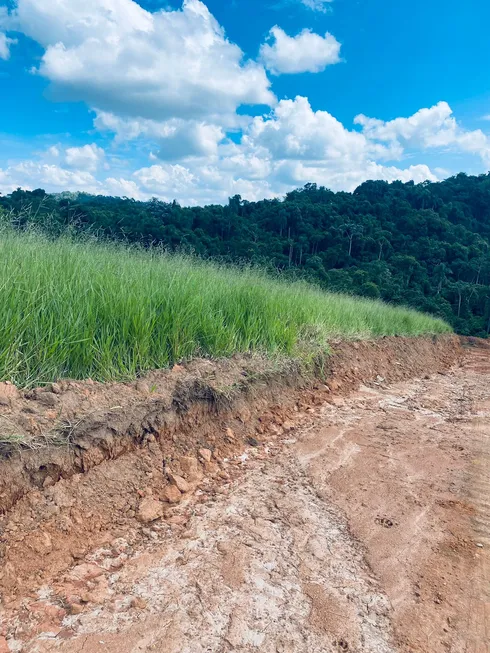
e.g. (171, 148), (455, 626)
(340, 222), (364, 257)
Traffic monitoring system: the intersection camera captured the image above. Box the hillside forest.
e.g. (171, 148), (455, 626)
(2, 172), (490, 336)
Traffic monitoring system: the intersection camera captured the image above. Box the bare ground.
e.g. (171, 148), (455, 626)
(0, 337), (488, 652)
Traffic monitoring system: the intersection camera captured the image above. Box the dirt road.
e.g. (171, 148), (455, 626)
(4, 345), (489, 652)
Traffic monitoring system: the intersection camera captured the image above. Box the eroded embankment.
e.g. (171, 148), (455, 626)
(0, 335), (460, 608)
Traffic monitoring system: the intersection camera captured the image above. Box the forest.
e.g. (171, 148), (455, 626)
(2, 171), (490, 336)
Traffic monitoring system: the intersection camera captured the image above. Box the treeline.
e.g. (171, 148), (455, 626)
(2, 172), (490, 336)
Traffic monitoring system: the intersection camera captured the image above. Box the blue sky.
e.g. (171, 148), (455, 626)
(0, 0), (489, 204)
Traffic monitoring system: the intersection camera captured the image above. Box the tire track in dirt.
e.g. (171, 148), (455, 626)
(460, 349), (490, 653)
(294, 348), (490, 653)
(464, 425), (490, 652)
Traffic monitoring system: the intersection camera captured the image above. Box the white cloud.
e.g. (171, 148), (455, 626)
(111, 97), (429, 204)
(1, 97), (444, 205)
(103, 177), (145, 199)
(6, 0), (275, 123)
(132, 162), (277, 205)
(247, 96), (399, 163)
(133, 164), (196, 195)
(94, 112), (225, 160)
(47, 145), (60, 158)
(0, 162), (100, 195)
(355, 101), (490, 164)
(2, 0), (488, 208)
(273, 160), (436, 191)
(0, 144), (108, 195)
(301, 0), (333, 12)
(6, 98), (489, 207)
(64, 144), (105, 172)
(260, 26), (341, 75)
(0, 31), (16, 59)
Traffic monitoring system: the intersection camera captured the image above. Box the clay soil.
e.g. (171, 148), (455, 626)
(0, 335), (488, 652)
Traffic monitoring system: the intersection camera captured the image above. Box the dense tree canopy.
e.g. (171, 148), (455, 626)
(2, 172), (490, 336)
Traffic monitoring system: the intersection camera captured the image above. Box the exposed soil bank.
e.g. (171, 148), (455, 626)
(0, 334), (464, 651)
(0, 335), (460, 508)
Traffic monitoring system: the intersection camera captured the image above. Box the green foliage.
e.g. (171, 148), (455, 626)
(0, 227), (449, 387)
(3, 171), (490, 335)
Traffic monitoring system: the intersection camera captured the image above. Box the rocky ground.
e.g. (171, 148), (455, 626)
(0, 338), (488, 652)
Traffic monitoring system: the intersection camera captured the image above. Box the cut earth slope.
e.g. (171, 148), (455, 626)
(1, 335), (487, 652)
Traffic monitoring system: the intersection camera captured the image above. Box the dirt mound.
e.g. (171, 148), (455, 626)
(0, 335), (461, 650)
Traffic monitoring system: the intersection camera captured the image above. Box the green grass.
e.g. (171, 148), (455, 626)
(0, 227), (451, 387)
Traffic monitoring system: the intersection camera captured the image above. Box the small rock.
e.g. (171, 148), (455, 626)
(166, 515), (187, 526)
(168, 473), (190, 493)
(199, 448), (212, 463)
(50, 383), (62, 395)
(29, 602), (66, 621)
(84, 581), (110, 605)
(163, 485), (182, 504)
(69, 563), (105, 582)
(203, 461), (219, 475)
(0, 395), (10, 408)
(37, 392), (59, 407)
(476, 542), (484, 548)
(137, 497), (164, 523)
(246, 436), (259, 447)
(135, 381), (149, 393)
(179, 455), (201, 481)
(67, 603), (84, 615)
(225, 427), (235, 440)
(130, 597), (147, 610)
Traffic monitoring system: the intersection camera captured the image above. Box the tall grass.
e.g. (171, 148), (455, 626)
(0, 227), (451, 386)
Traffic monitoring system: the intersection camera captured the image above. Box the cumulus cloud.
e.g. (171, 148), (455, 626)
(94, 112), (225, 160)
(247, 96), (399, 163)
(0, 32), (16, 59)
(0, 162), (100, 195)
(64, 144), (105, 172)
(117, 97), (433, 204)
(5, 0), (275, 123)
(132, 162), (277, 205)
(272, 160), (436, 192)
(355, 101), (490, 164)
(0, 144), (107, 195)
(260, 26), (341, 75)
(1, 96), (441, 204)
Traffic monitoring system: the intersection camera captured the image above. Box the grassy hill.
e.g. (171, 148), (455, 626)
(2, 172), (490, 336)
(0, 227), (449, 387)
